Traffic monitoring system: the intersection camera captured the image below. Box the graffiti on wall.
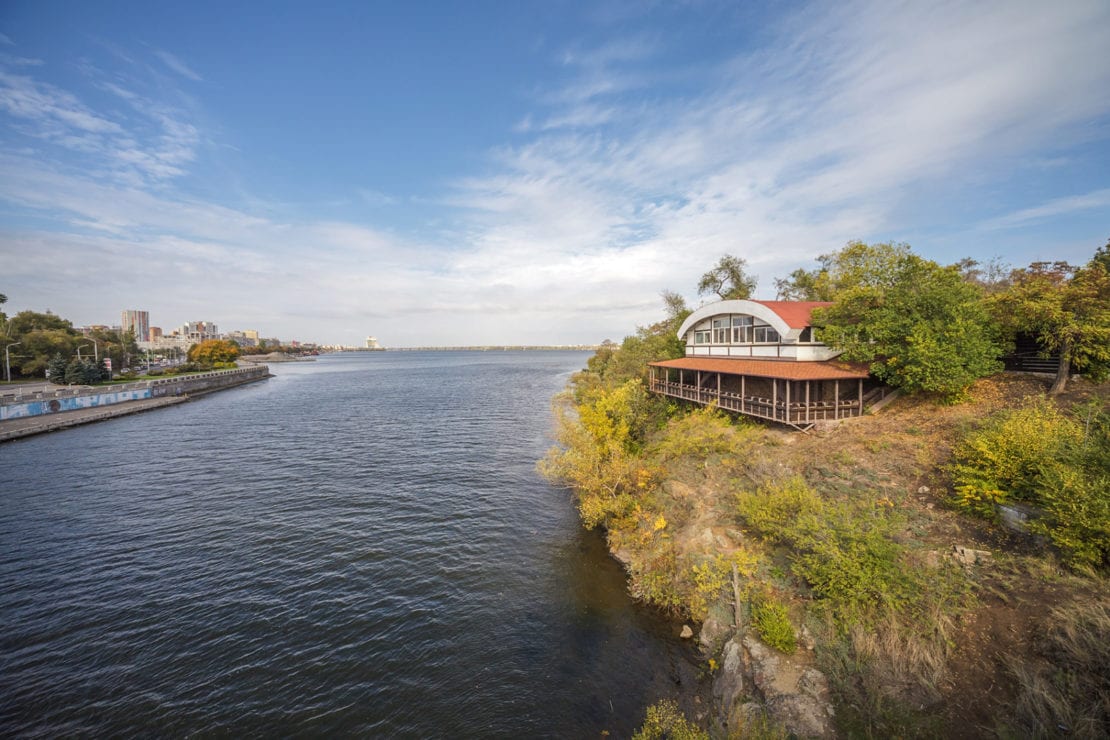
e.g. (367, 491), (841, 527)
(0, 389), (153, 421)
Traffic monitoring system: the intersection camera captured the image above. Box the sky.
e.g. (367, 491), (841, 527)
(1, 0), (1108, 347)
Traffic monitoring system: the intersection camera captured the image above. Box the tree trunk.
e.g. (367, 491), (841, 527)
(1049, 336), (1072, 395)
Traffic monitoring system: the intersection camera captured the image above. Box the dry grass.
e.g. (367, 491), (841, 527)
(1005, 597), (1110, 738)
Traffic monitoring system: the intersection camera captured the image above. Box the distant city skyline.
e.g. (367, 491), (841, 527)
(1, 1), (1109, 346)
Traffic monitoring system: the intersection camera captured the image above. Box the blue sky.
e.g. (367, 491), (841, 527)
(1, 0), (1108, 346)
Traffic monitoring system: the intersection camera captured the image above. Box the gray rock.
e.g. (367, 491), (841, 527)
(712, 638), (746, 713)
(681, 624), (693, 639)
(699, 605), (733, 653)
(740, 635), (836, 738)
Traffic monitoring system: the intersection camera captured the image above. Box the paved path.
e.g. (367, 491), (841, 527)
(0, 396), (187, 443)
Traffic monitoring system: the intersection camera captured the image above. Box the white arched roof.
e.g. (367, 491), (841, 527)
(676, 300), (795, 340)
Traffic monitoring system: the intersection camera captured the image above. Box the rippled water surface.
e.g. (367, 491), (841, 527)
(1, 351), (700, 737)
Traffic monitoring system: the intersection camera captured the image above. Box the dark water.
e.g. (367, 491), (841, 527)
(0, 351), (701, 737)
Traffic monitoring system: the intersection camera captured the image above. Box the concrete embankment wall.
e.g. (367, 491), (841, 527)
(0, 365), (270, 422)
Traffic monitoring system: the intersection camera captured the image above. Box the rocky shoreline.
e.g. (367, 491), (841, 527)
(611, 547), (837, 737)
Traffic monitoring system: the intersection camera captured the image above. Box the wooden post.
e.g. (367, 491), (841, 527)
(732, 563), (743, 630)
(858, 378), (864, 417)
(785, 380), (791, 423)
(805, 380), (810, 423)
(834, 380), (839, 420)
(772, 379), (778, 420)
(717, 372), (721, 406)
(741, 375), (746, 413)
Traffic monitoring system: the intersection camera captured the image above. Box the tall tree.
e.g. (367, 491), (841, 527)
(813, 243), (1003, 401)
(774, 267), (828, 301)
(988, 255), (1110, 395)
(773, 241), (913, 301)
(697, 254), (757, 301)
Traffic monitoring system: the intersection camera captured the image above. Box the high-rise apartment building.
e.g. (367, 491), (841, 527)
(121, 310), (150, 341)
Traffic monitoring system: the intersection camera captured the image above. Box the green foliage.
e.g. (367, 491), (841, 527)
(629, 540), (686, 612)
(697, 253), (757, 300)
(633, 699), (708, 740)
(687, 549), (761, 621)
(737, 477), (918, 622)
(7, 310), (75, 335)
(988, 257), (1110, 394)
(813, 244), (1003, 400)
(750, 591), (796, 653)
(46, 353), (68, 382)
(62, 357), (102, 385)
(540, 380), (652, 529)
(773, 240), (912, 301)
(187, 338), (241, 365)
(950, 399), (1110, 569)
(647, 404), (754, 462)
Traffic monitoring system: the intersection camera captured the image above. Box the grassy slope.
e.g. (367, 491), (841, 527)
(641, 374), (1108, 737)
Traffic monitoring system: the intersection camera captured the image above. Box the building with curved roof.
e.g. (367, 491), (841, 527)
(649, 299), (879, 429)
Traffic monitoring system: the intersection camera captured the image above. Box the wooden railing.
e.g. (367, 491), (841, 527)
(649, 379), (861, 426)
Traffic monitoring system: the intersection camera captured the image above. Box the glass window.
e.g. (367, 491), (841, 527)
(712, 318), (730, 344)
(754, 326), (781, 343)
(730, 316), (753, 343)
(694, 330), (711, 344)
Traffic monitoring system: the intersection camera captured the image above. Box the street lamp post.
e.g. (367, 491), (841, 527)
(4, 340), (22, 383)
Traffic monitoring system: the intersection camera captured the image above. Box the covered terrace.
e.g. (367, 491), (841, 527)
(648, 357), (874, 430)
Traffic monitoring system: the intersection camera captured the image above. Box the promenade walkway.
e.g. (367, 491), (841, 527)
(0, 396), (187, 442)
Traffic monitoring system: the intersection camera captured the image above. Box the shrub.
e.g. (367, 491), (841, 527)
(949, 399), (1110, 569)
(737, 477), (918, 622)
(751, 591), (796, 653)
(687, 549), (761, 622)
(647, 404), (754, 462)
(633, 699), (708, 740)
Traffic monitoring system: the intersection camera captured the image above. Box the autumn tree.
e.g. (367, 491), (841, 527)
(988, 254), (1110, 395)
(697, 254), (757, 301)
(187, 339), (241, 366)
(813, 243), (1003, 401)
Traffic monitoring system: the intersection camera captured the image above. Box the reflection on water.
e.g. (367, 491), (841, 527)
(0, 351), (703, 737)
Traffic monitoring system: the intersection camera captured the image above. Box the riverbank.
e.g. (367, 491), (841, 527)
(544, 366), (1110, 737)
(0, 365), (270, 442)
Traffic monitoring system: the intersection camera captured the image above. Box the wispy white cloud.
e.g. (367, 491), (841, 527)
(153, 49), (202, 81)
(457, 0), (1110, 316)
(0, 53), (44, 67)
(2, 0), (1109, 346)
(979, 188), (1110, 231)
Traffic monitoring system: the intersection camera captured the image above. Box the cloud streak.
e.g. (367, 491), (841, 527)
(153, 49), (202, 81)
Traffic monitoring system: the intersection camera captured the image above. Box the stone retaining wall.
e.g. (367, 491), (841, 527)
(0, 366), (270, 421)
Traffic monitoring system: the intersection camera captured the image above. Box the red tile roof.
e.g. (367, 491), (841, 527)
(749, 300), (832, 329)
(649, 356), (870, 380)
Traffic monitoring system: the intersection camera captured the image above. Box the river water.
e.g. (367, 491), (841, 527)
(0, 351), (701, 737)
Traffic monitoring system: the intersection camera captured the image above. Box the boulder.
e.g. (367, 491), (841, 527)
(741, 635), (836, 738)
(699, 603), (734, 653)
(680, 624), (693, 639)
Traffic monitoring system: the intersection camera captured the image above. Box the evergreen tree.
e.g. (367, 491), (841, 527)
(46, 353), (68, 383)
